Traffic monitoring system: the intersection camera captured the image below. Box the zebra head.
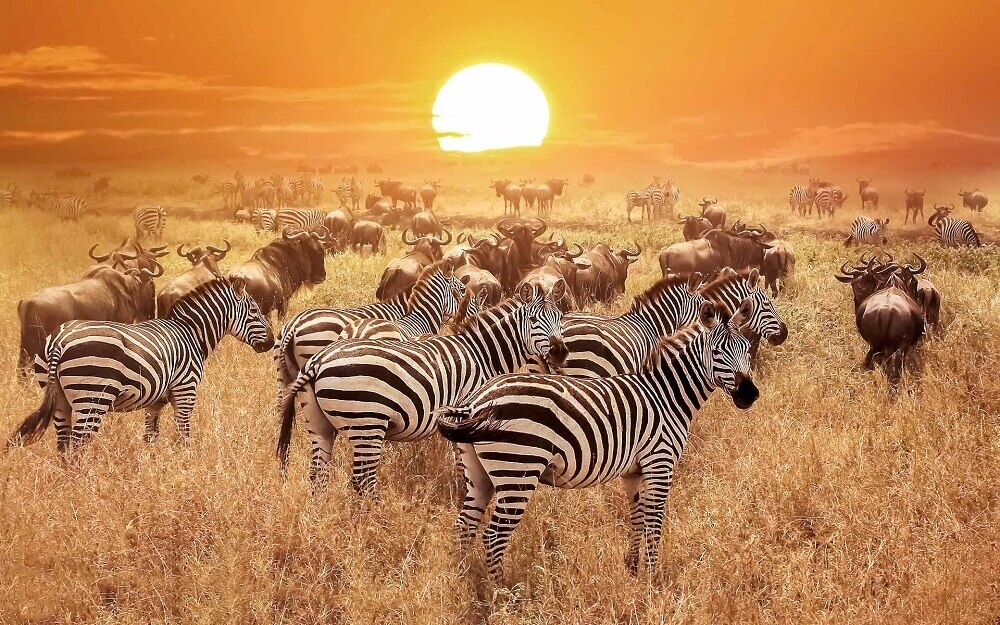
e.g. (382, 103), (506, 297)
(700, 300), (758, 409)
(737, 269), (787, 345)
(873, 218), (890, 244)
(517, 283), (567, 367)
(226, 277), (274, 353)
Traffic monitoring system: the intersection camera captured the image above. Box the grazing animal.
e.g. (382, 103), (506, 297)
(573, 243), (642, 304)
(348, 220), (387, 255)
(134, 204), (167, 242)
(251, 207), (277, 233)
(520, 179), (537, 213)
(958, 189), (988, 212)
(760, 239), (795, 296)
(9, 277), (274, 452)
(216, 179), (239, 209)
(93, 176), (110, 196)
(789, 185), (815, 215)
(349, 177), (364, 211)
(928, 204), (981, 247)
(190, 174), (210, 185)
(157, 241), (231, 316)
(699, 197), (726, 229)
(516, 246), (590, 312)
(46, 195), (87, 220)
(419, 180), (441, 210)
(904, 189), (926, 224)
(455, 264), (503, 307)
(276, 284), (567, 494)
(658, 229), (771, 276)
(336, 179), (352, 208)
(857, 179), (879, 211)
(275, 208), (325, 232)
(536, 178), (569, 214)
(678, 214), (713, 241)
(625, 189), (651, 222)
(437, 299), (758, 580)
(845, 217), (889, 246)
(854, 276), (924, 386)
(375, 229), (453, 301)
(814, 187), (847, 216)
(411, 209), (450, 238)
(228, 228), (329, 317)
(493, 180), (522, 216)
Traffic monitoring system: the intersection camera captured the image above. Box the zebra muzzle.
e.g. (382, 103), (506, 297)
(731, 377), (760, 409)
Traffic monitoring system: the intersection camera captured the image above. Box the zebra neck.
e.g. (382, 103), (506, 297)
(402, 299), (445, 336)
(461, 309), (525, 373)
(622, 290), (691, 337)
(168, 306), (228, 358)
(642, 332), (714, 422)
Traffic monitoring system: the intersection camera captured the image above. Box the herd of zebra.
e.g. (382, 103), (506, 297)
(625, 177), (681, 222)
(215, 170), (326, 213)
(1, 171), (993, 582)
(1, 183), (89, 221)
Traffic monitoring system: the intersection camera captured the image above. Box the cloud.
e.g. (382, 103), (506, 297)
(140, 36), (158, 43)
(0, 46), (206, 91)
(108, 109), (204, 118)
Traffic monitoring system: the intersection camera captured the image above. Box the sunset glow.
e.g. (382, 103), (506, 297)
(432, 64), (549, 153)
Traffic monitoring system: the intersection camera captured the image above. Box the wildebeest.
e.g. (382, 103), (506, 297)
(904, 189), (926, 224)
(582, 173), (596, 186)
(516, 244), (591, 311)
(16, 253), (162, 375)
(678, 214), (714, 241)
(491, 179), (522, 216)
(348, 220), (387, 255)
(190, 174), (210, 185)
(495, 217), (548, 291)
(455, 264), (503, 307)
(699, 197), (726, 229)
(420, 180), (441, 210)
(857, 179), (879, 211)
(93, 176), (110, 196)
(659, 229), (771, 277)
(411, 209), (450, 238)
(323, 207), (354, 251)
(958, 189), (988, 212)
(574, 243), (642, 304)
(375, 179), (417, 211)
(375, 229), (453, 301)
(760, 238), (795, 296)
(520, 179), (537, 213)
(228, 228), (329, 317)
(157, 241), (231, 316)
(536, 178), (569, 214)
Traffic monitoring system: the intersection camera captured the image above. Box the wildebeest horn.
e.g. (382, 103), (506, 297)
(565, 243), (584, 259)
(906, 253), (927, 275)
(206, 240), (232, 258)
(177, 243), (193, 259)
(89, 243), (113, 262)
(487, 233), (502, 246)
(434, 229), (453, 246)
(147, 244), (169, 257)
(401, 228), (420, 246)
(496, 217), (515, 236)
(623, 242), (642, 257)
(127, 259), (164, 279)
(457, 232), (468, 244)
(531, 218), (547, 238)
(283, 227), (309, 241)
(838, 260), (862, 278)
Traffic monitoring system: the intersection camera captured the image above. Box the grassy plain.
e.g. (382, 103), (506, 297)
(0, 168), (997, 623)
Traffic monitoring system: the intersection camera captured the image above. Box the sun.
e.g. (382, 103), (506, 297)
(433, 63), (549, 153)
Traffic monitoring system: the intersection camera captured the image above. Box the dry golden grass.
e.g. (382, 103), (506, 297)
(0, 169), (998, 624)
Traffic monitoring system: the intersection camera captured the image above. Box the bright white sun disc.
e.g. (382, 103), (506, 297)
(433, 63), (549, 152)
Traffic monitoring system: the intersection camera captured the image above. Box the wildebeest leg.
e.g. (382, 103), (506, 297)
(863, 346), (879, 370)
(143, 400), (168, 443)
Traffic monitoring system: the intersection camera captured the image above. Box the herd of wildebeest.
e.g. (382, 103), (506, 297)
(1, 170), (993, 579)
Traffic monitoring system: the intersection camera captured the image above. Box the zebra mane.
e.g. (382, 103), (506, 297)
(450, 296), (519, 335)
(405, 259), (452, 311)
(700, 268), (756, 296)
(166, 277), (231, 316)
(628, 274), (695, 313)
(641, 322), (703, 371)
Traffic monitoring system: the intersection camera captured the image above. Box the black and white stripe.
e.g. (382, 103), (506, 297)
(814, 187), (845, 217)
(275, 208), (325, 232)
(9, 278), (273, 452)
(276, 288), (566, 495)
(789, 185), (814, 215)
(625, 189), (651, 222)
(336, 179), (351, 208)
(251, 207), (277, 232)
(845, 216), (889, 246)
(929, 214), (981, 247)
(647, 185), (666, 217)
(47, 195), (88, 220)
(436, 300), (758, 579)
(134, 205), (167, 241)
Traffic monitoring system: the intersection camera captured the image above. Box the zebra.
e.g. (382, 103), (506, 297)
(47, 194), (87, 220)
(251, 207), (277, 233)
(302, 177), (324, 205)
(273, 176), (295, 208)
(814, 187), (846, 217)
(350, 177), (364, 211)
(275, 208), (325, 232)
(134, 204), (167, 242)
(336, 179), (351, 208)
(8, 277), (274, 452)
(216, 179), (238, 209)
(276, 284), (568, 495)
(436, 299), (758, 580)
(928, 207), (981, 247)
(526, 268), (786, 377)
(625, 189), (651, 223)
(788, 185), (815, 215)
(647, 185), (666, 218)
(845, 216), (889, 246)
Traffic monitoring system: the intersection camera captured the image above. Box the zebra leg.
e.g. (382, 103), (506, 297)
(143, 400), (168, 443)
(481, 458), (545, 581)
(68, 403), (112, 449)
(454, 443), (494, 554)
(640, 464), (674, 574)
(346, 421), (389, 498)
(304, 397), (337, 491)
(168, 385), (198, 442)
(622, 474), (644, 574)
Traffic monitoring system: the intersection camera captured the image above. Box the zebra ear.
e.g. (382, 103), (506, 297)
(731, 297), (754, 328)
(883, 218), (890, 226)
(699, 301), (719, 329)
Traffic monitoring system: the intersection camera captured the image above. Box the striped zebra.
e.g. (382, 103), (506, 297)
(350, 177), (364, 211)
(216, 179), (239, 209)
(254, 178), (277, 209)
(527, 268), (786, 377)
(251, 207), (277, 233)
(814, 187), (846, 217)
(47, 194), (87, 220)
(335, 179), (351, 208)
(647, 185), (667, 218)
(625, 189), (651, 223)
(302, 177), (324, 205)
(134, 204), (167, 242)
(8, 277), (274, 452)
(276, 285), (567, 494)
(275, 208), (325, 232)
(437, 299), (758, 579)
(928, 207), (981, 247)
(788, 185), (815, 215)
(844, 216), (889, 246)
(273, 176), (296, 208)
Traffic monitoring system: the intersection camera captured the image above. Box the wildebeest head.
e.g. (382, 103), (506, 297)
(491, 179), (513, 197)
(375, 179), (400, 197)
(905, 188), (926, 207)
(698, 196), (718, 212)
(928, 203), (953, 227)
(497, 217), (546, 266)
(282, 227), (329, 285)
(857, 178), (872, 193)
(835, 254), (898, 309)
(402, 228), (452, 262)
(121, 256), (165, 321)
(546, 178), (570, 196)
(678, 214), (713, 241)
(177, 240), (231, 277)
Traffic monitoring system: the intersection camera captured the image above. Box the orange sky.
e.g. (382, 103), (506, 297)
(1, 0), (998, 171)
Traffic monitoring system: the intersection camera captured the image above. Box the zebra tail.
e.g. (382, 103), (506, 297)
(276, 368), (312, 471)
(435, 405), (496, 443)
(7, 354), (60, 448)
